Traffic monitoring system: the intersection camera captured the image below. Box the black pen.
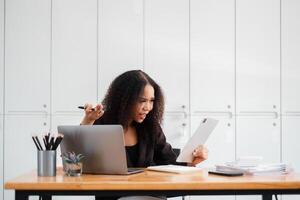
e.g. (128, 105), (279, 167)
(43, 134), (51, 150)
(52, 135), (64, 150)
(34, 136), (43, 151)
(78, 106), (95, 111)
(49, 136), (55, 150)
(32, 136), (41, 151)
(45, 132), (50, 145)
(43, 137), (48, 150)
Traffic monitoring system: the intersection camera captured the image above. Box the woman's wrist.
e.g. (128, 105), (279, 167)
(187, 163), (195, 167)
(80, 117), (95, 125)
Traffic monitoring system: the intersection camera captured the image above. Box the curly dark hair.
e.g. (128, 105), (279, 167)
(97, 70), (165, 137)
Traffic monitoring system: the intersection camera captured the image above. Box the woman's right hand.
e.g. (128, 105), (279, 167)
(80, 103), (105, 125)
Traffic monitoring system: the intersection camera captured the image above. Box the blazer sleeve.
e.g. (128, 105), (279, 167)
(153, 126), (187, 166)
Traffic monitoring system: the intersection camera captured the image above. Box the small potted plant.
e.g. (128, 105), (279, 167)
(62, 151), (84, 176)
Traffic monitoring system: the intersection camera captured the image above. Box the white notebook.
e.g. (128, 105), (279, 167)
(147, 165), (202, 174)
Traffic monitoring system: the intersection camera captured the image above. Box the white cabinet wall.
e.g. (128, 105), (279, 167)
(52, 0), (98, 113)
(190, 1), (235, 199)
(236, 1), (281, 199)
(51, 1), (98, 198)
(144, 0), (189, 150)
(190, 116), (235, 200)
(51, 115), (84, 166)
(282, 117), (300, 200)
(5, 0), (51, 113)
(144, 0), (189, 112)
(236, 120), (280, 200)
(0, 0), (3, 197)
(236, 117), (280, 162)
(190, 0), (235, 114)
(162, 114), (189, 149)
(0, 116), (3, 200)
(51, 115), (94, 200)
(282, 1), (300, 200)
(98, 0), (143, 100)
(4, 115), (49, 200)
(236, 0), (281, 164)
(4, 1), (50, 199)
(2, 0), (300, 200)
(236, 0), (280, 113)
(282, 0), (300, 114)
(282, 117), (300, 171)
(192, 116), (235, 167)
(0, 0), (4, 115)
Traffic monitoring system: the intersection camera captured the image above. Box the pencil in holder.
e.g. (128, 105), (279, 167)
(37, 150), (56, 176)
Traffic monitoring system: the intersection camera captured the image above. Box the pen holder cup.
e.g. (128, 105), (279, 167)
(37, 150), (56, 176)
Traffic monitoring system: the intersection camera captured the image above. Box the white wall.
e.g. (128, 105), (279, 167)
(190, 1), (235, 199)
(98, 0), (143, 100)
(144, 0), (190, 150)
(236, 0), (281, 172)
(52, 0), (98, 114)
(0, 116), (2, 200)
(2, 0), (300, 200)
(1, 0), (4, 199)
(5, 0), (51, 113)
(282, 0), (300, 200)
(0, 0), (3, 115)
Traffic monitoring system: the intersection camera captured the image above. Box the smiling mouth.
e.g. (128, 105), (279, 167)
(139, 113), (147, 118)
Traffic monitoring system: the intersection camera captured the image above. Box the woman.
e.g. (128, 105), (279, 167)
(80, 70), (208, 199)
(81, 69), (208, 166)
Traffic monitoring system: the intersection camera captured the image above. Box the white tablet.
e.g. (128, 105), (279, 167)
(176, 118), (218, 163)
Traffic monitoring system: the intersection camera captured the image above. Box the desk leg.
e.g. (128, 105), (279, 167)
(262, 194), (272, 200)
(15, 191), (28, 200)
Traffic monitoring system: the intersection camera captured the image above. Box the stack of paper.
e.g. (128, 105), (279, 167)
(215, 163), (291, 175)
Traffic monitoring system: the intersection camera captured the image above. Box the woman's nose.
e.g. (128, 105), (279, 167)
(143, 102), (151, 111)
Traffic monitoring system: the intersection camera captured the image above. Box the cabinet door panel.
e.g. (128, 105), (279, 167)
(237, 118), (280, 200)
(52, 0), (97, 113)
(191, 115), (235, 167)
(52, 114), (83, 166)
(0, 0), (3, 114)
(236, 0), (280, 112)
(51, 115), (107, 200)
(144, 0), (189, 111)
(5, 0), (50, 112)
(236, 196), (262, 200)
(282, 0), (300, 113)
(98, 0), (143, 100)
(236, 118), (280, 163)
(190, 0), (235, 113)
(162, 113), (189, 149)
(0, 116), (3, 200)
(282, 116), (300, 200)
(191, 196), (234, 200)
(190, 115), (235, 200)
(4, 115), (49, 200)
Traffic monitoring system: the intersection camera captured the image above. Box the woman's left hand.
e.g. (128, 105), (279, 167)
(190, 145), (208, 166)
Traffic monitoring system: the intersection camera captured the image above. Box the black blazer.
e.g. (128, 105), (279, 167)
(93, 116), (184, 167)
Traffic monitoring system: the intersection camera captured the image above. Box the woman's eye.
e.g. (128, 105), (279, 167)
(139, 99), (154, 103)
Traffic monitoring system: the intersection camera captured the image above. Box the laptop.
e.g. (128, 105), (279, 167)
(58, 125), (144, 175)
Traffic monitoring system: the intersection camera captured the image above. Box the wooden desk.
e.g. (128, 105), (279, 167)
(5, 168), (300, 200)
